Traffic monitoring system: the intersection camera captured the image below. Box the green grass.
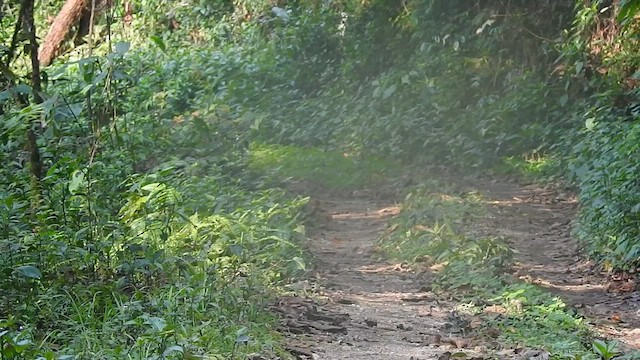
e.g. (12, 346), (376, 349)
(249, 143), (398, 189)
(495, 154), (562, 183)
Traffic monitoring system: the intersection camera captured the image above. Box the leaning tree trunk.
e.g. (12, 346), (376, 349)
(38, 0), (87, 67)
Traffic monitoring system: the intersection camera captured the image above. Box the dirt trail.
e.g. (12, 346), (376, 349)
(276, 178), (640, 359)
(276, 193), (478, 360)
(473, 180), (640, 349)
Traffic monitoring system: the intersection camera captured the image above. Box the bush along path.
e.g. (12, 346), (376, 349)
(269, 166), (640, 359)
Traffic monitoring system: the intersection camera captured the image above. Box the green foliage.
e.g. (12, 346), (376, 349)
(243, 0), (640, 272)
(377, 181), (485, 262)
(254, 0), (576, 168)
(377, 181), (513, 292)
(592, 339), (620, 360)
(569, 117), (640, 270)
(6, 0), (640, 356)
(0, 5), (312, 357)
(0, 149), (307, 358)
(495, 154), (563, 183)
(483, 284), (594, 359)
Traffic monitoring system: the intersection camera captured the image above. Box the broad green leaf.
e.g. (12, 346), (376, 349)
(141, 183), (162, 192)
(229, 244), (243, 256)
(292, 257), (306, 270)
(236, 334), (250, 344)
(115, 41), (130, 55)
(14, 84), (32, 94)
(14, 265), (42, 279)
(150, 36), (166, 52)
(163, 346), (184, 356)
(585, 117), (597, 131)
(0, 90), (11, 101)
(145, 316), (167, 332)
(69, 170), (85, 194)
(382, 84), (397, 100)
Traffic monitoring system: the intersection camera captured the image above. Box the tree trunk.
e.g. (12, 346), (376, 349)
(38, 0), (88, 67)
(24, 0), (43, 212)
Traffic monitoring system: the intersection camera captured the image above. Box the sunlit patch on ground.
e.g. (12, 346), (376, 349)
(331, 206), (401, 221)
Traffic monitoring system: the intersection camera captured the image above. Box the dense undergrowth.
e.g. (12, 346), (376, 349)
(1, 2), (315, 357)
(4, 0), (640, 357)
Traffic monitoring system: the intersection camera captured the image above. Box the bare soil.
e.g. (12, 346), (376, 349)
(472, 179), (640, 349)
(274, 178), (640, 359)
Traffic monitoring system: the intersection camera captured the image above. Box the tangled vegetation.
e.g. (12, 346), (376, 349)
(3, 0), (640, 357)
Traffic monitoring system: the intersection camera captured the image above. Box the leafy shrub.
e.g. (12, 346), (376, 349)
(0, 11), (311, 357)
(570, 116), (640, 270)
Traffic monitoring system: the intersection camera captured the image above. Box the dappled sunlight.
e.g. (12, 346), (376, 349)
(357, 262), (413, 274)
(331, 206), (401, 220)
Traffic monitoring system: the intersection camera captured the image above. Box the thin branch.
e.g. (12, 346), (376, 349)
(5, 1), (26, 67)
(24, 0), (42, 103)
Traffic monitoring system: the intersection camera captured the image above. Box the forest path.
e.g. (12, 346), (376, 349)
(275, 177), (640, 359)
(470, 179), (640, 349)
(276, 190), (469, 360)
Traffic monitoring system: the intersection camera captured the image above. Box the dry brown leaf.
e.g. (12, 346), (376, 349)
(443, 337), (471, 349)
(611, 312), (622, 323)
(413, 225), (431, 232)
(484, 305), (507, 314)
(618, 281), (636, 292)
(454, 338), (471, 349)
(426, 334), (442, 344)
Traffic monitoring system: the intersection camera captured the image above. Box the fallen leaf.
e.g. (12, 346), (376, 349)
(336, 298), (356, 305)
(611, 312), (622, 323)
(618, 281), (636, 292)
(451, 352), (467, 358)
(522, 349), (550, 360)
(454, 338), (471, 349)
(443, 337), (471, 349)
(401, 295), (431, 302)
(485, 327), (501, 338)
(484, 305), (507, 314)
